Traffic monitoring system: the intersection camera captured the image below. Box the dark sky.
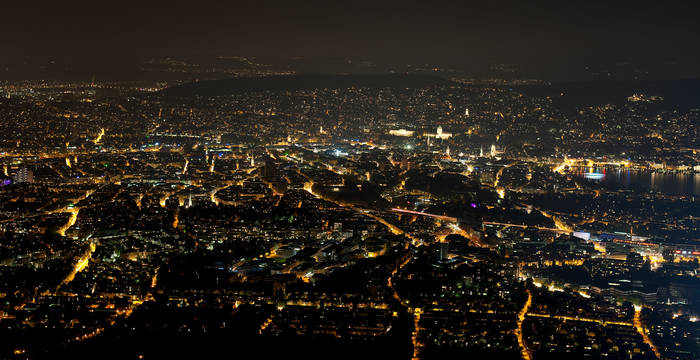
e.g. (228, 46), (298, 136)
(3, 0), (700, 79)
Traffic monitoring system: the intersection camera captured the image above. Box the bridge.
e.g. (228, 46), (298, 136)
(390, 208), (458, 222)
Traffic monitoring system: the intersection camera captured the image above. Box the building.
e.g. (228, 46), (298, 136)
(13, 167), (33, 183)
(388, 129), (415, 137)
(439, 242), (450, 261)
(424, 126), (452, 140)
(263, 156), (277, 179)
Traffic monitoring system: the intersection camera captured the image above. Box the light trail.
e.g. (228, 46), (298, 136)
(390, 208), (457, 222)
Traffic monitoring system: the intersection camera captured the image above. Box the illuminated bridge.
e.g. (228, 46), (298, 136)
(390, 208), (458, 222)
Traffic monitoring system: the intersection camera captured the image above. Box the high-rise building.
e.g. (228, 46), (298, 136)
(13, 167), (33, 183)
(439, 241), (450, 261)
(263, 156), (277, 179)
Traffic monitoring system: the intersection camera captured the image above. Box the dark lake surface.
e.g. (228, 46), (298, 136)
(573, 167), (699, 196)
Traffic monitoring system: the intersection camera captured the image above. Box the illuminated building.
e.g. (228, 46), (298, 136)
(424, 126), (452, 140)
(388, 129), (415, 137)
(13, 167), (33, 183)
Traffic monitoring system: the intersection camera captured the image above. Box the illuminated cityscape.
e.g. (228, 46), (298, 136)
(2, 1), (700, 359)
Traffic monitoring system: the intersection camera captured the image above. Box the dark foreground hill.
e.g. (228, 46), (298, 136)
(161, 73), (453, 97)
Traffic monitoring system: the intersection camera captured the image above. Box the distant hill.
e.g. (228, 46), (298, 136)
(160, 74), (453, 97)
(516, 78), (700, 110)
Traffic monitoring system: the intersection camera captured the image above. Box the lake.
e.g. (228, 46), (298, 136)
(573, 167), (699, 196)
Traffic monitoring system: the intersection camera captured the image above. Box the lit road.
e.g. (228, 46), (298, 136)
(52, 189), (94, 237)
(537, 209), (573, 233)
(390, 208), (457, 222)
(526, 312), (632, 327)
(411, 307), (424, 360)
(634, 306), (661, 359)
(482, 221), (570, 233)
(182, 159), (189, 175)
(57, 241), (96, 289)
(56, 208), (80, 237)
(493, 162), (515, 198)
(298, 169), (419, 244)
(172, 208), (179, 228)
(515, 290), (532, 360)
(92, 128), (105, 144)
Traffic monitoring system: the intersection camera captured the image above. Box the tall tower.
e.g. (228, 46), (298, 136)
(490, 144), (497, 157)
(479, 146), (484, 157)
(437, 126), (443, 136)
(439, 242), (450, 261)
(263, 156), (277, 179)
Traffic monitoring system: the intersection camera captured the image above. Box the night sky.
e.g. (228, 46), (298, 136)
(4, 0), (700, 80)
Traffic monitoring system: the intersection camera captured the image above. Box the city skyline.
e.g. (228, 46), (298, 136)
(1, 2), (699, 360)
